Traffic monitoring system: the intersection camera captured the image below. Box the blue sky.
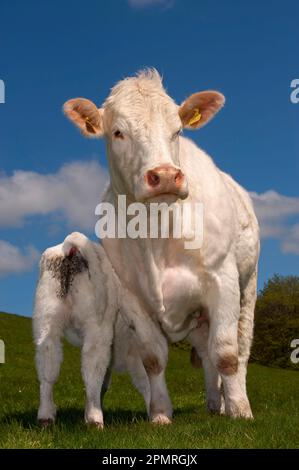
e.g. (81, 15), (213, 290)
(0, 0), (298, 316)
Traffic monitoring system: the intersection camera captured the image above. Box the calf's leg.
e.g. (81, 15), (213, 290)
(34, 303), (64, 425)
(81, 322), (114, 428)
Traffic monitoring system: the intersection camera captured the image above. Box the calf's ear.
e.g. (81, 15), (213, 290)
(179, 91), (225, 129)
(63, 98), (104, 137)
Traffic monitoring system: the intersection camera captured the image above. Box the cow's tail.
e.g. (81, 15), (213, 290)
(62, 232), (90, 260)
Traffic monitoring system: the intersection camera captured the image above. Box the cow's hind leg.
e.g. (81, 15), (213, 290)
(208, 267), (252, 419)
(235, 270), (257, 418)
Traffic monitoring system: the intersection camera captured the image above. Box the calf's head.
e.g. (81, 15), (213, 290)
(64, 69), (225, 202)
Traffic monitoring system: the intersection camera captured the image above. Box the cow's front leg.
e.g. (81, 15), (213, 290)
(81, 323), (113, 429)
(143, 350), (172, 425)
(208, 270), (252, 419)
(121, 289), (173, 425)
(136, 325), (172, 424)
(188, 323), (225, 415)
(122, 305), (172, 424)
(126, 346), (151, 416)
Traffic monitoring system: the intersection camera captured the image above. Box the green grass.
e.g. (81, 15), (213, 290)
(0, 311), (299, 449)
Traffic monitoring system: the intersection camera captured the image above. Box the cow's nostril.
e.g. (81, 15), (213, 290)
(147, 171), (160, 187)
(174, 170), (183, 185)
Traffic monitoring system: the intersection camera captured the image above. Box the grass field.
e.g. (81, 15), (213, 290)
(0, 311), (299, 449)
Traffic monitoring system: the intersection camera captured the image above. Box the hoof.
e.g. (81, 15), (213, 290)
(38, 418), (54, 428)
(207, 396), (225, 416)
(87, 420), (104, 430)
(226, 400), (253, 420)
(151, 414), (172, 425)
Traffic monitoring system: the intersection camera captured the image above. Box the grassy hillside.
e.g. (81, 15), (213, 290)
(0, 311), (299, 449)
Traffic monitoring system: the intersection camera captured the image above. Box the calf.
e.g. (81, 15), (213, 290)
(33, 232), (150, 428)
(33, 232), (118, 428)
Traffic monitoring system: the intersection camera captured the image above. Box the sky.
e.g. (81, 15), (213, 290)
(0, 0), (298, 316)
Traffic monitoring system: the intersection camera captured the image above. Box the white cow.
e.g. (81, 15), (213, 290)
(33, 232), (150, 428)
(64, 69), (260, 423)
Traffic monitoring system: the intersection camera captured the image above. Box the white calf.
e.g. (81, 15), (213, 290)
(33, 232), (150, 428)
(33, 232), (120, 428)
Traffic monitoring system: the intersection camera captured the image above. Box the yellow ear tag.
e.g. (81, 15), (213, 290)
(188, 108), (202, 126)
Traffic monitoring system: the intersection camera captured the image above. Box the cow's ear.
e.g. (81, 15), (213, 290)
(179, 91), (225, 129)
(63, 98), (104, 138)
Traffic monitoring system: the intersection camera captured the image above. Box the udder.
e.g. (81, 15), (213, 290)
(159, 267), (203, 338)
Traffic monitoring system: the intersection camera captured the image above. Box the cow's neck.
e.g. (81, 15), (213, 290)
(107, 188), (187, 314)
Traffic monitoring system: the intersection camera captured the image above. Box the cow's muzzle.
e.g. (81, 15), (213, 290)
(143, 165), (188, 200)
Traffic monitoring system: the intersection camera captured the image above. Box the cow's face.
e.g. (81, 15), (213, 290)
(64, 71), (225, 202)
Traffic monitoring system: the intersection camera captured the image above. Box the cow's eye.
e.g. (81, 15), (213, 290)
(172, 129), (182, 140)
(113, 130), (124, 139)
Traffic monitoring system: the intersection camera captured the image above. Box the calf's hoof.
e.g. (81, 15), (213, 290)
(151, 414), (172, 425)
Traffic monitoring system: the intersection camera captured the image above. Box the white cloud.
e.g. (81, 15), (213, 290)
(128, 0), (174, 8)
(0, 241), (39, 277)
(282, 224), (299, 255)
(0, 161), (109, 232)
(251, 190), (299, 255)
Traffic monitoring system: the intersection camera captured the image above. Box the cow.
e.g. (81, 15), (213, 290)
(64, 69), (260, 424)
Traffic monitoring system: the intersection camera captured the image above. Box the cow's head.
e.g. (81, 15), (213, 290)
(64, 69), (225, 202)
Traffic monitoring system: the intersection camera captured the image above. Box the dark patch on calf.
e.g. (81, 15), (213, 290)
(143, 355), (162, 376)
(45, 253), (88, 299)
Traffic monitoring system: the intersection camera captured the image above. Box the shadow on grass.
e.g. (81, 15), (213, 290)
(1, 407), (147, 430)
(1, 405), (201, 430)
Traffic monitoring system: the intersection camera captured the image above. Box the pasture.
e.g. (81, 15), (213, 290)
(0, 312), (298, 449)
